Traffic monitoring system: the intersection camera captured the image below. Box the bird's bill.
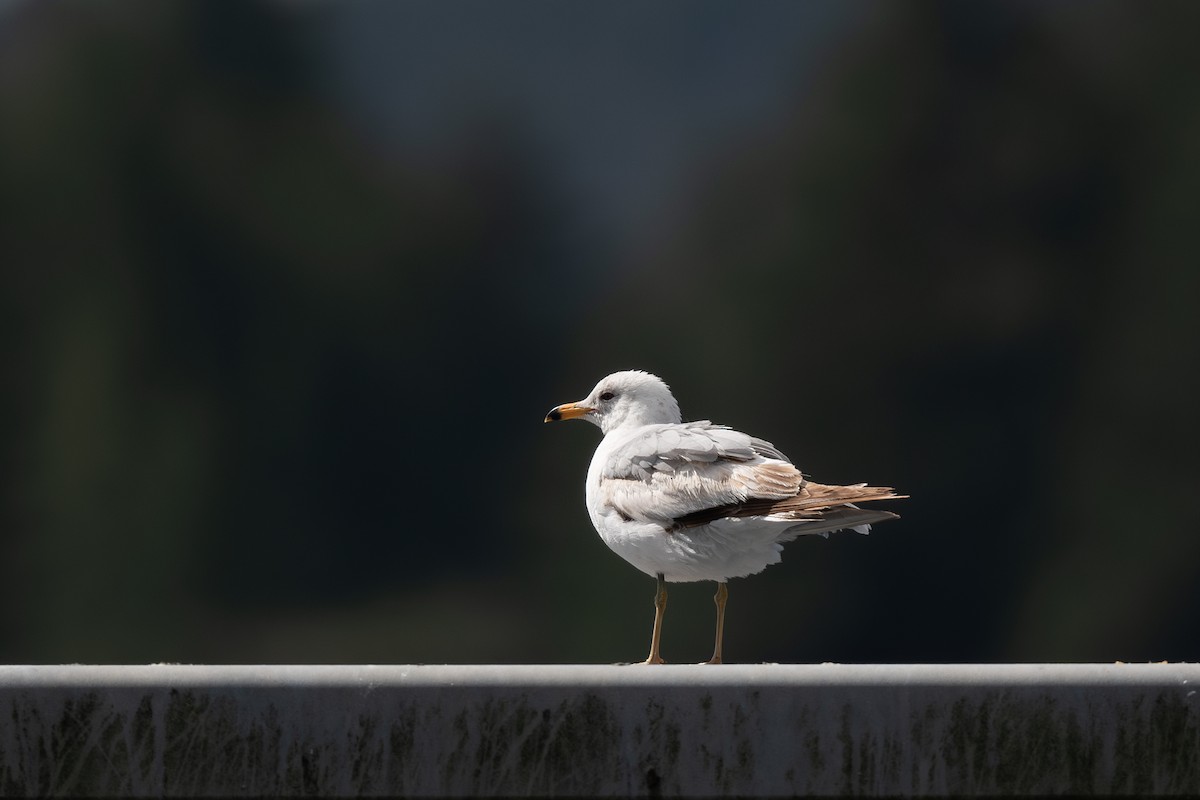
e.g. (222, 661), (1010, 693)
(544, 402), (593, 423)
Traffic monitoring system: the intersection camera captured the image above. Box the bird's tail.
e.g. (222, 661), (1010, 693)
(769, 482), (905, 539)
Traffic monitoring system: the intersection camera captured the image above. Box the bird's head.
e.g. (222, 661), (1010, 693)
(545, 370), (682, 434)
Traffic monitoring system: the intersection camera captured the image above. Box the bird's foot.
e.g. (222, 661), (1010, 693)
(639, 655), (666, 665)
(703, 656), (723, 665)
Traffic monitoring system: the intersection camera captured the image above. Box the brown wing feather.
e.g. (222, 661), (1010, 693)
(671, 482), (905, 530)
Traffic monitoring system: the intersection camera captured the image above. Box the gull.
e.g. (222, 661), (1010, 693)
(545, 370), (903, 665)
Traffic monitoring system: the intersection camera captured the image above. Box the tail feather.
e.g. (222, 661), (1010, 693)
(669, 479), (905, 534)
(775, 506), (900, 540)
(769, 482), (905, 539)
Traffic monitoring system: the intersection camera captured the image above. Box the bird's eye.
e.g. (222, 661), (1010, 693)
(599, 391), (615, 401)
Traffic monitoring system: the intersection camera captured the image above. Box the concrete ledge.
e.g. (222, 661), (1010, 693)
(1, 663), (1198, 797)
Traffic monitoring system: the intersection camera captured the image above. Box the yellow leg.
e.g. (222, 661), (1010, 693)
(706, 582), (728, 665)
(642, 573), (667, 665)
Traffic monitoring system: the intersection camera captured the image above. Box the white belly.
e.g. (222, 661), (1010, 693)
(591, 505), (789, 582)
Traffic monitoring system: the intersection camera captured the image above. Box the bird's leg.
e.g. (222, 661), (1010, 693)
(642, 573), (667, 665)
(706, 581), (728, 665)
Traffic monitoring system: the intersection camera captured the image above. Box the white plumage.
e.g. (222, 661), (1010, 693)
(545, 369), (902, 664)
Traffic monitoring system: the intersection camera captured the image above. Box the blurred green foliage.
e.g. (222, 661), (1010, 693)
(1, 1), (1198, 664)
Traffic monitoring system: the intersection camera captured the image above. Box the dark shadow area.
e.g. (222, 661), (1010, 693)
(1, 0), (1197, 664)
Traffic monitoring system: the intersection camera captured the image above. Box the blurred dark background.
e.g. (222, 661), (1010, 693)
(2, 0), (1198, 665)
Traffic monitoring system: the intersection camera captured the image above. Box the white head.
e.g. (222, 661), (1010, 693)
(545, 370), (682, 434)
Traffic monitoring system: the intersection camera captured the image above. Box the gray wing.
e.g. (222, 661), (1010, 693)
(602, 421), (790, 480)
(599, 422), (803, 524)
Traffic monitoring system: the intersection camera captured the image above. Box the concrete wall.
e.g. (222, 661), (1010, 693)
(0, 663), (1197, 797)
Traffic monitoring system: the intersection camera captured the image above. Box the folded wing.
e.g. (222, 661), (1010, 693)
(599, 421), (900, 533)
